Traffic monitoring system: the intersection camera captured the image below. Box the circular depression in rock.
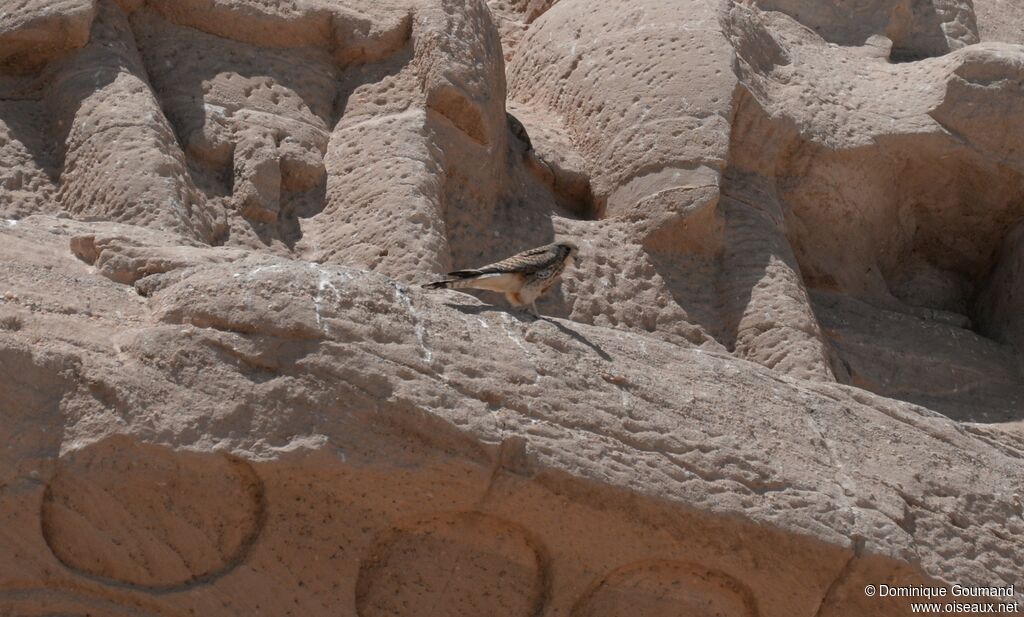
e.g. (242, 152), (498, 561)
(571, 560), (758, 617)
(41, 436), (264, 589)
(0, 586), (167, 617)
(356, 512), (547, 617)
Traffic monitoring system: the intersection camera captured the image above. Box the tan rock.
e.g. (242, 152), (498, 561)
(725, 4), (1024, 415)
(0, 100), (56, 220)
(45, 1), (221, 242)
(0, 0), (96, 72)
(814, 289), (1023, 423)
(0, 0), (1023, 615)
(135, 0), (412, 62)
(507, 0), (835, 378)
(977, 221), (1024, 360)
(751, 0), (978, 60)
(930, 44), (1024, 171)
(1, 219), (1022, 616)
(974, 0), (1024, 45)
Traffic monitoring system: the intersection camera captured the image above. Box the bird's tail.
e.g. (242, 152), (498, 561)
(422, 276), (481, 290)
(422, 270), (483, 290)
(422, 280), (453, 290)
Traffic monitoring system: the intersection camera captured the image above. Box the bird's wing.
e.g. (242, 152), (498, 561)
(455, 244), (559, 277)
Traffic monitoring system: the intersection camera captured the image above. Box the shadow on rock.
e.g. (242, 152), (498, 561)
(446, 303), (612, 361)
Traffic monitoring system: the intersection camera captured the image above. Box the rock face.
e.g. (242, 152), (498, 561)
(0, 1), (1022, 616)
(750, 0), (979, 60)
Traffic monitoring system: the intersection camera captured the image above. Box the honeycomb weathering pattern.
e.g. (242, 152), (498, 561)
(0, 0), (1022, 615)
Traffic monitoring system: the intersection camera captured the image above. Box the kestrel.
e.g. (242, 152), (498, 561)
(423, 242), (579, 316)
(506, 112), (533, 153)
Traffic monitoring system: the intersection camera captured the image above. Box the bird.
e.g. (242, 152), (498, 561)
(506, 112), (533, 153)
(423, 241), (579, 317)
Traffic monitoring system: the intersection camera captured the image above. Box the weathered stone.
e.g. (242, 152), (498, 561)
(0, 0), (96, 72)
(0, 1), (1022, 615)
(977, 221), (1024, 359)
(751, 0), (978, 60)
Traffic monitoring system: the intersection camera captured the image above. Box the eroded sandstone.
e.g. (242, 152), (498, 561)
(0, 0), (1022, 615)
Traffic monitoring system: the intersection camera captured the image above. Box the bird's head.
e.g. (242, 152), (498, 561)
(558, 241), (580, 267)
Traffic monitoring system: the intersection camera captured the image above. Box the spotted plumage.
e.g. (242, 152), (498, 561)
(506, 112), (533, 153)
(423, 242), (579, 316)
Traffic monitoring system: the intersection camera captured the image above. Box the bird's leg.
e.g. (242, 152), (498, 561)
(513, 307), (538, 322)
(529, 302), (539, 318)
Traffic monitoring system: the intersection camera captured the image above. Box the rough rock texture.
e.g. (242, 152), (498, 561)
(977, 221), (1024, 360)
(1, 0), (1023, 616)
(750, 0), (979, 60)
(721, 5), (1024, 421)
(0, 0), (96, 72)
(974, 0), (1024, 45)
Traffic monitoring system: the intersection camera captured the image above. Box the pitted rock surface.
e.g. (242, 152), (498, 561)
(0, 1), (1022, 616)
